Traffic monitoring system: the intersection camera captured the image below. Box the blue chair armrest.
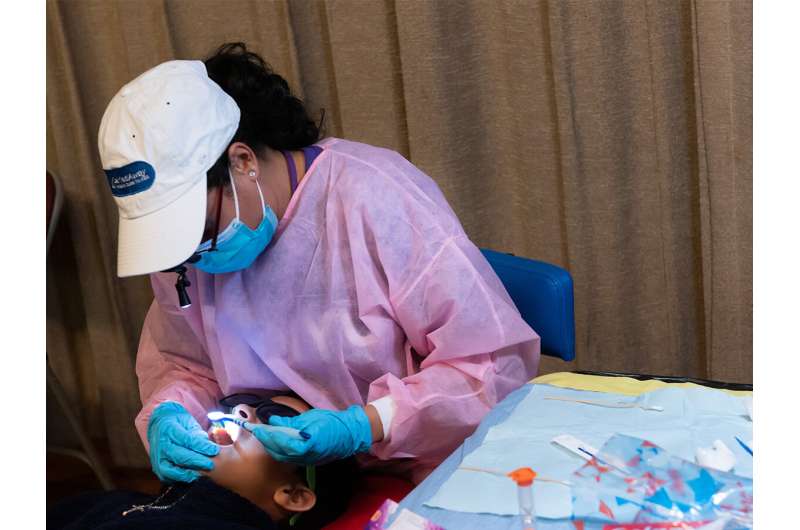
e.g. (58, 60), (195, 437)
(481, 249), (576, 361)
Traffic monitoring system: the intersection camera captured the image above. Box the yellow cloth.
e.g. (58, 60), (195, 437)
(532, 372), (752, 397)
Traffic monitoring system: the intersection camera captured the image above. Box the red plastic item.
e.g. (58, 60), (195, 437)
(323, 474), (415, 530)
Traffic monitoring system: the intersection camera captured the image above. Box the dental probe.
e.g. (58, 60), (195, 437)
(207, 412), (311, 440)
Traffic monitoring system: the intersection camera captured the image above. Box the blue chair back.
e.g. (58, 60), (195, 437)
(481, 249), (576, 361)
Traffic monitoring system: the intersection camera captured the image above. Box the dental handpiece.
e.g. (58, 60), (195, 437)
(207, 412), (310, 441)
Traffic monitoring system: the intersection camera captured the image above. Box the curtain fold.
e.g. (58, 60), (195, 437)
(690, 0), (752, 383)
(46, 0), (752, 467)
(47, 0), (148, 466)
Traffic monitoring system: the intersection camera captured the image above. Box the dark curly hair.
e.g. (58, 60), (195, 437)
(204, 42), (322, 188)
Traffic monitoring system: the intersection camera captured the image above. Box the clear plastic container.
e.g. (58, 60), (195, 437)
(508, 467), (537, 530)
(517, 482), (535, 529)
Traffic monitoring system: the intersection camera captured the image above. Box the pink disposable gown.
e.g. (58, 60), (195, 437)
(135, 138), (541, 482)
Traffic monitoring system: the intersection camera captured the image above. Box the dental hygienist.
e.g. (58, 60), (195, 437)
(98, 43), (540, 484)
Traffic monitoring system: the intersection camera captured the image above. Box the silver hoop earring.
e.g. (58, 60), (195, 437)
(248, 170), (256, 177)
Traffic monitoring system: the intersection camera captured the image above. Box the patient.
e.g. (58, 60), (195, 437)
(48, 393), (357, 530)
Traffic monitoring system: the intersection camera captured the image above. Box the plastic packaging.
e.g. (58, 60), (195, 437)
(570, 434), (752, 528)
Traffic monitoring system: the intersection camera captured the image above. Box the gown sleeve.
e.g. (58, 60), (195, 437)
(337, 151), (541, 472)
(133, 273), (223, 452)
(366, 235), (541, 470)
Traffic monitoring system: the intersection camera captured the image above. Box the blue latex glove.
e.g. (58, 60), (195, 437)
(147, 401), (220, 483)
(247, 405), (372, 465)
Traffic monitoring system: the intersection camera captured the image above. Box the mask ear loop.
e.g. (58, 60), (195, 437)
(254, 179), (267, 222)
(228, 166), (241, 221)
(228, 166), (267, 222)
(233, 166), (268, 223)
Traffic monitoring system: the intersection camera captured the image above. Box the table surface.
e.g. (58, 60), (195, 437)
(392, 373), (752, 530)
(394, 383), (581, 529)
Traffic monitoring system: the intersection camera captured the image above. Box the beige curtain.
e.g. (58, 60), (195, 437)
(46, 0), (752, 467)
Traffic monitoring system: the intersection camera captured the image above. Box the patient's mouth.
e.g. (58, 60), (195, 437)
(209, 426), (234, 446)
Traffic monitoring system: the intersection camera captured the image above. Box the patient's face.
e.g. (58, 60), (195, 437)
(203, 396), (312, 517)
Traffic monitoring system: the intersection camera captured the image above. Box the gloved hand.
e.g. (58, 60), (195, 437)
(147, 401), (220, 483)
(247, 405), (372, 465)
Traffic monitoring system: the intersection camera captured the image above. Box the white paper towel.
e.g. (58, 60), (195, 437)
(696, 440), (737, 472)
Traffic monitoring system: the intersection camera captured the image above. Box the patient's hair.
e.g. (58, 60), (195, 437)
(203, 42), (322, 189)
(285, 456), (357, 530)
(219, 393), (357, 529)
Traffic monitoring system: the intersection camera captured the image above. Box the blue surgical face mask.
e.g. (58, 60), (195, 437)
(194, 168), (278, 274)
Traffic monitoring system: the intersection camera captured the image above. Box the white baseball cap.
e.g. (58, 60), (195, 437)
(98, 60), (240, 277)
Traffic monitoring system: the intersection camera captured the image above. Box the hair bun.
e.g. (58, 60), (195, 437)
(204, 42), (320, 154)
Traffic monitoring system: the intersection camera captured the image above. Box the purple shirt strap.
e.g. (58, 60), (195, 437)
(281, 150), (299, 194)
(282, 146), (323, 195)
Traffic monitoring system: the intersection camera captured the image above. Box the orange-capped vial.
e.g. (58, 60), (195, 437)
(508, 467), (537, 530)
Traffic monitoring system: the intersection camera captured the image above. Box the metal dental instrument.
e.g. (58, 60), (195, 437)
(206, 412), (310, 441)
(544, 396), (664, 412)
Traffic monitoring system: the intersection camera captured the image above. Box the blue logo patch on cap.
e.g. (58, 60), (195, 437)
(105, 161), (155, 197)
